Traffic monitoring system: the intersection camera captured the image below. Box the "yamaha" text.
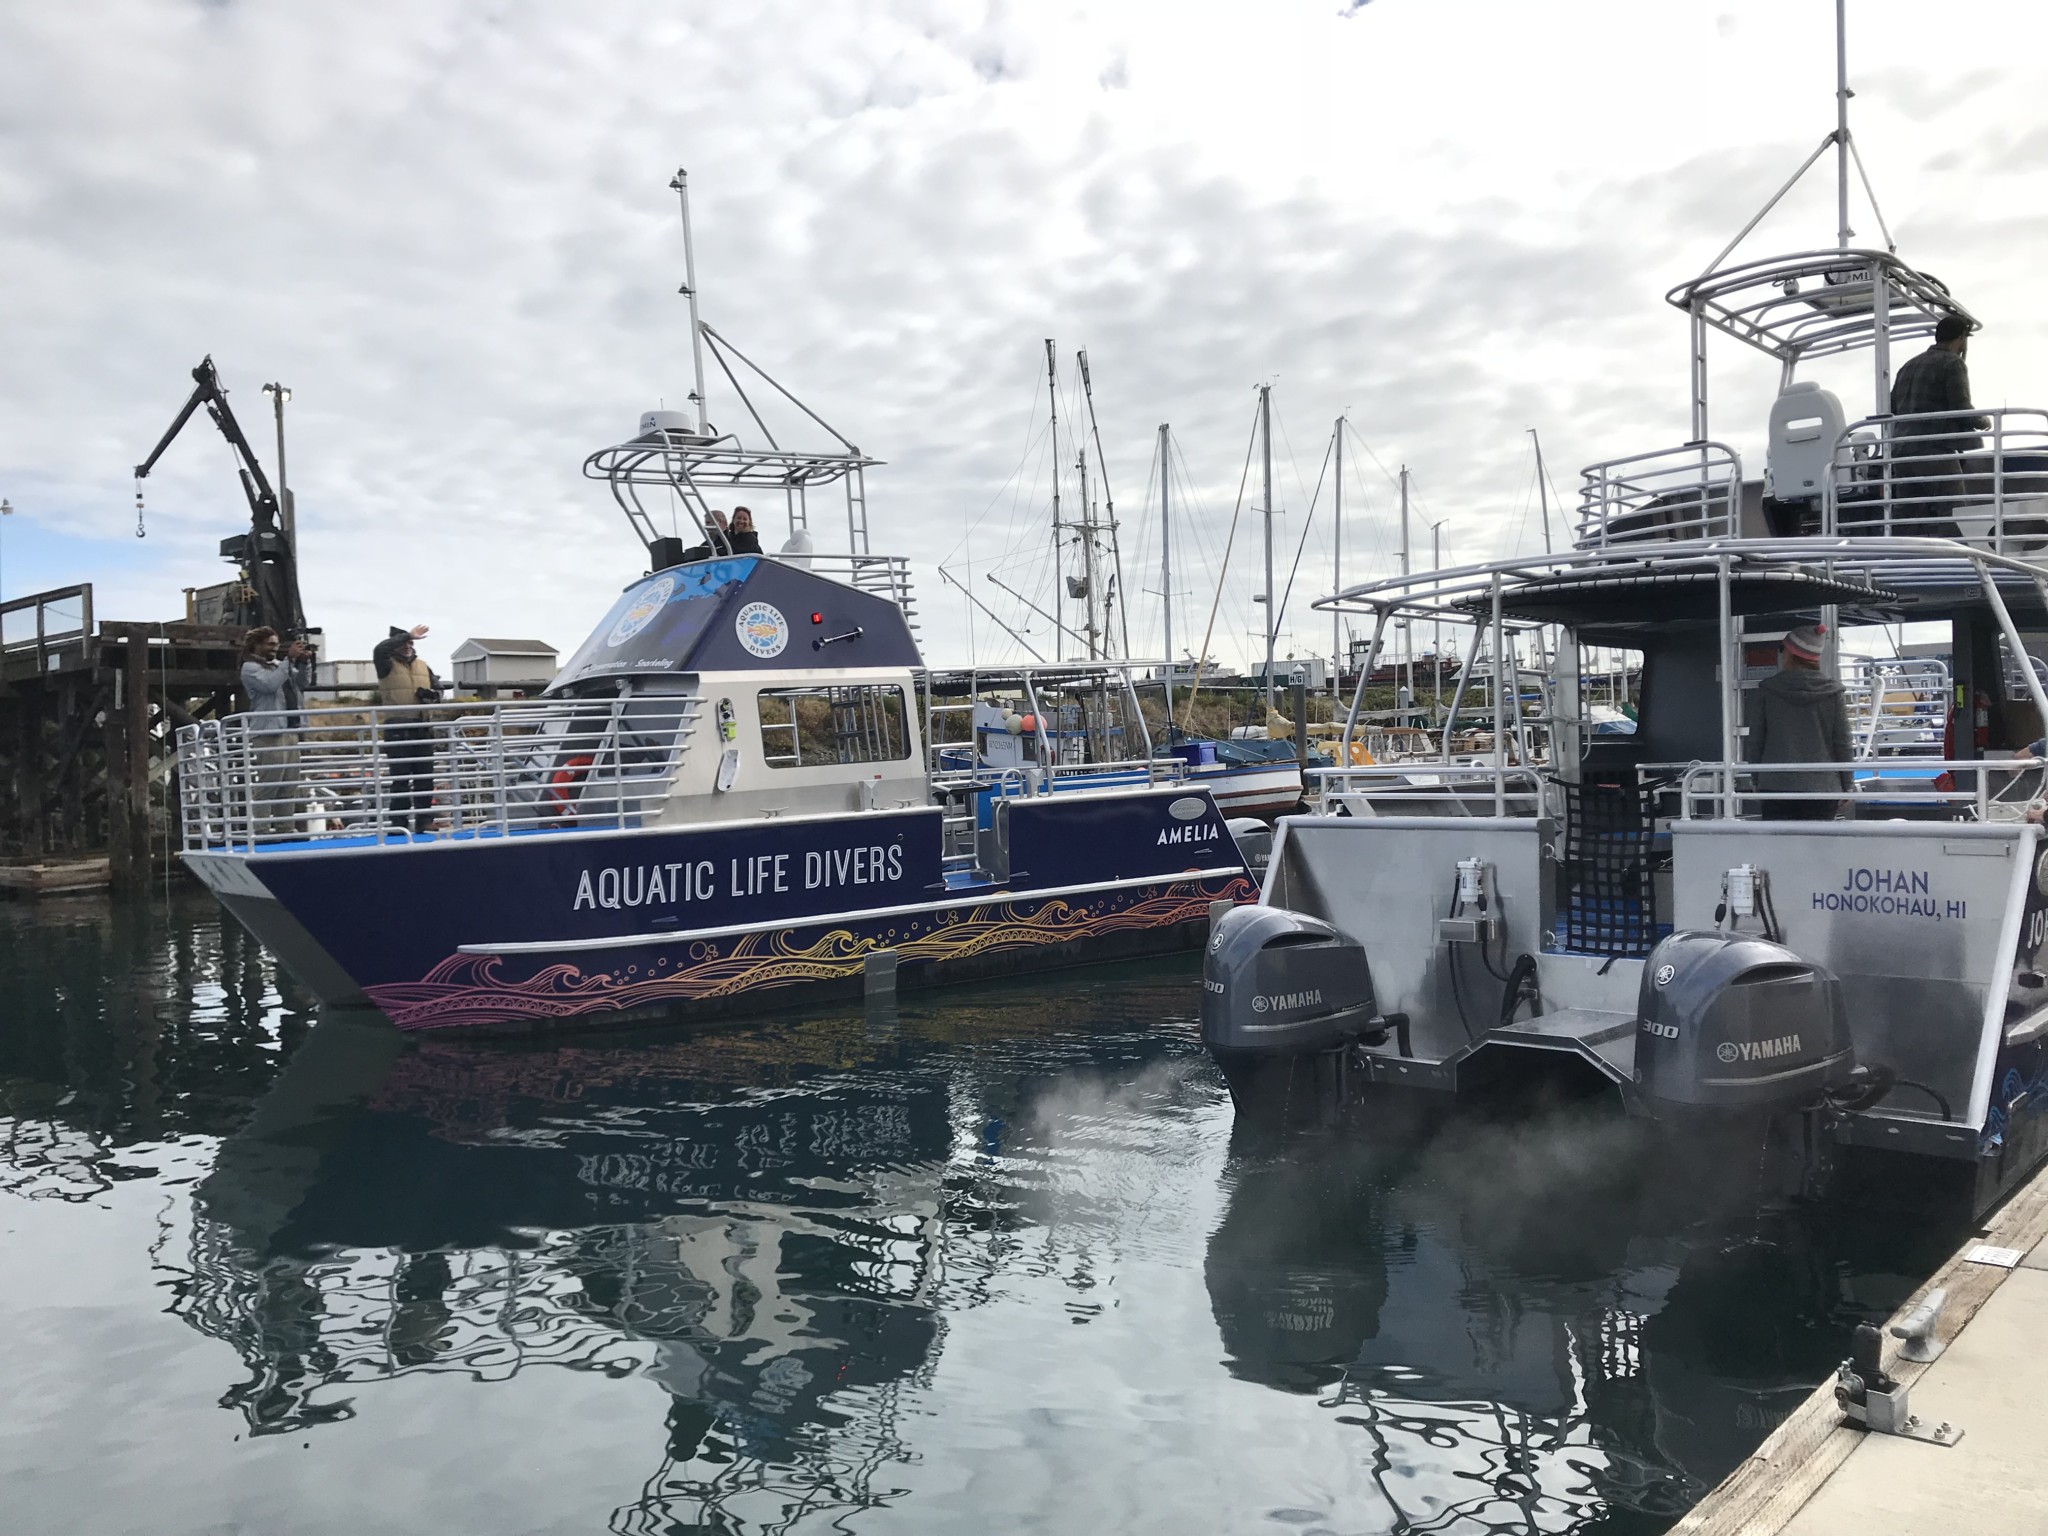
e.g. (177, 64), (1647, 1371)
(1721, 1034), (1803, 1063)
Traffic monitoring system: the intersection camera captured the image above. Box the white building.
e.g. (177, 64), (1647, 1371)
(450, 637), (557, 691)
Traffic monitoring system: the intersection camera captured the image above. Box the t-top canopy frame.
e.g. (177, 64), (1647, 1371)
(1668, 249), (1976, 441)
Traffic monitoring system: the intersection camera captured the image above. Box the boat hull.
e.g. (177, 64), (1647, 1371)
(185, 793), (1256, 1033)
(1190, 762), (1305, 819)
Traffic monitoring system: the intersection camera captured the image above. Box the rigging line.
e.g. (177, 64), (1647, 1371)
(1272, 400), (1314, 518)
(984, 402), (1059, 586)
(1506, 457), (1536, 557)
(1276, 432), (1335, 641)
(1344, 419), (1407, 497)
(699, 329), (779, 449)
(1075, 349), (1130, 657)
(1846, 135), (1896, 252)
(1167, 436), (1232, 641)
(1539, 447), (1572, 545)
(1185, 408), (1261, 721)
(939, 362), (1051, 569)
(941, 413), (1051, 575)
(1338, 425), (1389, 571)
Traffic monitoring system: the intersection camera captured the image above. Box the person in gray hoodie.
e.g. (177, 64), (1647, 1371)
(239, 626), (314, 835)
(1746, 623), (1852, 820)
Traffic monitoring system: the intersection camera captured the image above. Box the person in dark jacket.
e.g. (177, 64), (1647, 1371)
(725, 506), (764, 555)
(1889, 313), (1989, 538)
(679, 511), (734, 563)
(1747, 623), (1853, 820)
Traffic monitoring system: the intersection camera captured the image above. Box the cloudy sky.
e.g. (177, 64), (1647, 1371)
(3, 0), (2045, 674)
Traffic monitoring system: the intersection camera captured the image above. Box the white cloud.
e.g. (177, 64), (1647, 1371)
(2, 0), (2045, 672)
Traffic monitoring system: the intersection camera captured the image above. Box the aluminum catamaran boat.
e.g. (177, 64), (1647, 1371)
(173, 174), (1255, 1033)
(1201, 44), (2048, 1214)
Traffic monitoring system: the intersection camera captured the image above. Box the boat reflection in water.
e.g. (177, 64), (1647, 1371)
(0, 891), (1964, 1533)
(177, 1003), (970, 1526)
(1205, 1115), (1960, 1533)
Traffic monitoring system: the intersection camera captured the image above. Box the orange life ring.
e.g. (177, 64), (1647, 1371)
(543, 753), (595, 815)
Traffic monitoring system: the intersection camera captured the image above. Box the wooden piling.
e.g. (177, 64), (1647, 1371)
(4, 585), (247, 883)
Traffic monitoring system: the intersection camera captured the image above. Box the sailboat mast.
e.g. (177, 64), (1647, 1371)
(1077, 350), (1130, 658)
(1261, 384), (1275, 706)
(1078, 447), (1101, 659)
(1399, 465), (1413, 717)
(1159, 423), (1173, 726)
(1332, 417), (1344, 701)
(1045, 339), (1063, 664)
(1529, 428), (1554, 554)
(670, 169), (711, 437)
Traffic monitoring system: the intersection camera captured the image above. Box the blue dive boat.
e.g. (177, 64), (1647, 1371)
(172, 174), (1254, 1033)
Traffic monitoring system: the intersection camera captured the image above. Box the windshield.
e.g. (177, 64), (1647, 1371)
(548, 559), (754, 691)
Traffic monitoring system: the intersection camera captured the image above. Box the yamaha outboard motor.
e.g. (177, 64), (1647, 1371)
(1634, 931), (1853, 1199)
(1203, 905), (1378, 1124)
(1635, 931), (1853, 1112)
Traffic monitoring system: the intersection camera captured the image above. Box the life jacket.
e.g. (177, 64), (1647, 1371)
(378, 652), (434, 715)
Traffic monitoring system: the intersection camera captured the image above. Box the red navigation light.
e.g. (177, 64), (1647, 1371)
(811, 611), (824, 625)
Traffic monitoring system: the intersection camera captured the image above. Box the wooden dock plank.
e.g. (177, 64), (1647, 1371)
(0, 859), (111, 894)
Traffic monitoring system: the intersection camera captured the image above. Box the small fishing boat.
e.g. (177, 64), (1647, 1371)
(174, 176), (1255, 1033)
(1201, 21), (2048, 1215)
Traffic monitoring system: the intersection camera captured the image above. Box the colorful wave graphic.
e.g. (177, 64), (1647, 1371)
(365, 876), (1254, 1030)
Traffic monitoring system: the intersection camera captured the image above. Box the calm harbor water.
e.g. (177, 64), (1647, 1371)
(1, 888), (1959, 1535)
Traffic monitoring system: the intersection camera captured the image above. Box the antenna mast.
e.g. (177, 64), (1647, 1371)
(670, 170), (712, 437)
(1835, 0), (1851, 251)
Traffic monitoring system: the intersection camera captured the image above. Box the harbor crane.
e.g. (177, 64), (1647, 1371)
(133, 356), (307, 636)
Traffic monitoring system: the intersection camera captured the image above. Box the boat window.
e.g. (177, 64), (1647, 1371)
(1580, 647), (1641, 736)
(758, 684), (911, 768)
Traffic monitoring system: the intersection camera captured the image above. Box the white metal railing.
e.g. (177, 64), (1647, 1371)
(1827, 408), (2048, 551)
(177, 695), (700, 851)
(1312, 762), (1550, 816)
(923, 757), (1190, 870)
(1576, 442), (1744, 548)
(1674, 758), (2044, 821)
(801, 552), (917, 618)
(926, 755), (1188, 800)
(1842, 656), (1948, 760)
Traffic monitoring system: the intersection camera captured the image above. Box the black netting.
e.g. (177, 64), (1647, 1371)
(1561, 780), (1660, 958)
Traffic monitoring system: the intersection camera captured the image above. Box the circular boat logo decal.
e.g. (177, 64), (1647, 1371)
(1715, 1041), (1740, 1064)
(1250, 995), (1269, 1013)
(1169, 796), (1207, 822)
(2036, 849), (2048, 895)
(735, 601), (789, 659)
(608, 574), (675, 648)
(1654, 963), (1675, 987)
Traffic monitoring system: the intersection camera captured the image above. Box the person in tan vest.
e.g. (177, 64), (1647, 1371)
(372, 624), (443, 832)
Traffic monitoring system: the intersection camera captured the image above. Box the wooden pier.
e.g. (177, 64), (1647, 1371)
(1674, 1167), (2048, 1535)
(1, 582), (247, 893)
